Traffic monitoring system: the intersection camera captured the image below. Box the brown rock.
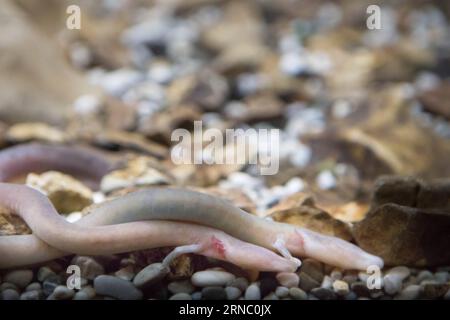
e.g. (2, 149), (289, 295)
(6, 122), (67, 143)
(419, 82), (450, 121)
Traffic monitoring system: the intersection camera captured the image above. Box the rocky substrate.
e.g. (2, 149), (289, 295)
(1, 256), (449, 300)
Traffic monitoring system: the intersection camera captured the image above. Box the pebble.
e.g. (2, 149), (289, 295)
(395, 285), (421, 300)
(276, 272), (299, 288)
(298, 272), (320, 292)
(115, 266), (135, 281)
(260, 277), (278, 296)
(202, 286), (227, 300)
(191, 292), (202, 300)
(74, 286), (96, 300)
(1, 288), (19, 300)
(168, 280), (195, 294)
(342, 274), (358, 285)
(133, 263), (169, 289)
(383, 266), (410, 295)
(170, 293), (192, 300)
(311, 287), (337, 300)
(20, 290), (42, 300)
(0, 282), (18, 292)
(227, 277), (249, 291)
(47, 286), (75, 300)
(71, 256), (105, 280)
(351, 281), (370, 297)
(25, 282), (42, 292)
(263, 293), (279, 300)
(321, 275), (333, 289)
(42, 274), (62, 296)
(417, 270), (434, 283)
(330, 268), (343, 281)
(420, 283), (450, 299)
(245, 283), (261, 300)
(191, 270), (235, 287)
(300, 259), (324, 283)
(37, 266), (56, 282)
(434, 271), (448, 284)
(344, 291), (358, 300)
(95, 275), (143, 300)
(275, 286), (289, 298)
(225, 286), (242, 300)
(4, 269), (33, 289)
(289, 287), (308, 300)
(333, 280), (350, 296)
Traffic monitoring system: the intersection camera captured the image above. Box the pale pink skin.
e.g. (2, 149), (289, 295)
(0, 143), (384, 271)
(0, 183), (297, 272)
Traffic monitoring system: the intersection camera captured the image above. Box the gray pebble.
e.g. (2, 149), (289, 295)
(191, 270), (235, 287)
(37, 267), (56, 282)
(43, 274), (62, 296)
(0, 282), (18, 292)
(4, 269), (33, 289)
(202, 286), (227, 300)
(344, 291), (358, 300)
(191, 292), (202, 300)
(434, 271), (448, 284)
(395, 285), (421, 300)
(73, 286), (96, 300)
(1, 288), (19, 300)
(276, 272), (299, 288)
(227, 277), (249, 291)
(95, 275), (143, 300)
(275, 286), (289, 298)
(47, 285), (75, 300)
(417, 270), (434, 283)
(71, 256), (105, 280)
(25, 282), (42, 292)
(289, 287), (307, 300)
(170, 293), (192, 300)
(245, 283), (261, 300)
(342, 274), (358, 285)
(115, 266), (135, 281)
(263, 293), (279, 300)
(168, 280), (195, 294)
(321, 275), (333, 289)
(133, 263), (168, 289)
(383, 266), (410, 295)
(20, 290), (42, 300)
(330, 268), (343, 281)
(225, 286), (242, 300)
(298, 272), (320, 292)
(311, 287), (337, 300)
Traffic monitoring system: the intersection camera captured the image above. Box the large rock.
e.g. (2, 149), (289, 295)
(354, 177), (450, 266)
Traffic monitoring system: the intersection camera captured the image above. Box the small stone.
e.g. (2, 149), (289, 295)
(395, 285), (421, 300)
(20, 290), (42, 300)
(225, 286), (242, 300)
(358, 271), (370, 283)
(434, 271), (448, 284)
(115, 265), (135, 281)
(26, 171), (93, 213)
(330, 268), (343, 281)
(191, 292), (202, 300)
(276, 272), (299, 288)
(95, 275), (143, 300)
(227, 277), (249, 291)
(420, 283), (450, 299)
(351, 282), (370, 297)
(263, 293), (279, 300)
(170, 293), (192, 300)
(289, 287), (308, 300)
(74, 286), (96, 300)
(133, 263), (169, 289)
(4, 269), (33, 289)
(168, 280), (195, 294)
(245, 283), (261, 300)
(342, 274), (358, 285)
(37, 266), (56, 282)
(191, 269), (235, 287)
(42, 274), (62, 296)
(25, 282), (41, 292)
(417, 270), (434, 283)
(1, 288), (19, 300)
(298, 272), (320, 292)
(0, 282), (18, 292)
(311, 287), (337, 300)
(48, 285), (75, 300)
(384, 266), (410, 295)
(321, 275), (333, 289)
(202, 286), (227, 300)
(260, 277), (278, 296)
(299, 259), (324, 283)
(71, 256), (105, 280)
(275, 286), (289, 298)
(333, 280), (350, 296)
(344, 291), (358, 300)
